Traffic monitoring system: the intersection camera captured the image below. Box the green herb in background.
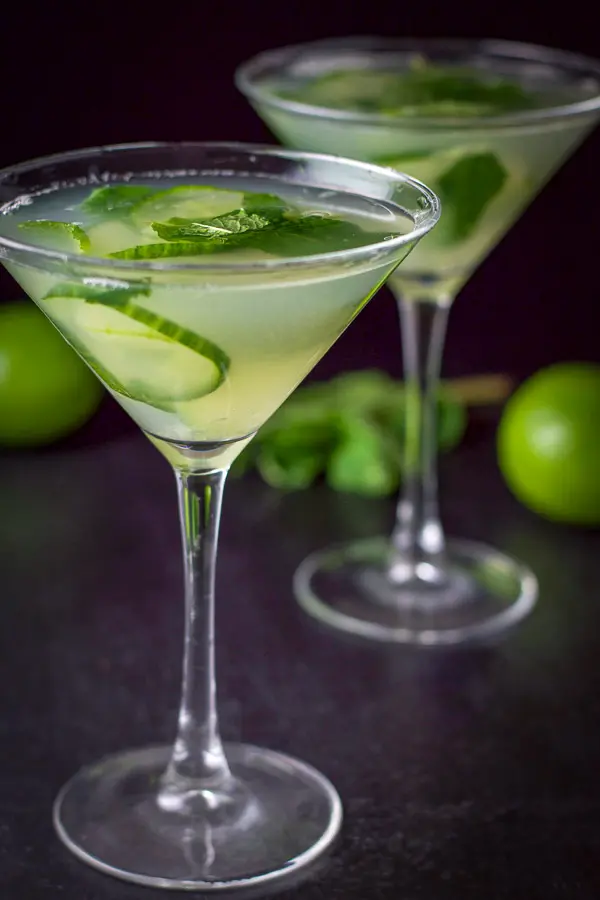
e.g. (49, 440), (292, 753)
(232, 369), (512, 496)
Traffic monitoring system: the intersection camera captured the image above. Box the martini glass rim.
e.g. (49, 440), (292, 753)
(0, 140), (440, 276)
(235, 36), (600, 130)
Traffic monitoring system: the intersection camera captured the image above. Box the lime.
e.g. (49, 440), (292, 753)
(0, 300), (104, 447)
(497, 363), (600, 525)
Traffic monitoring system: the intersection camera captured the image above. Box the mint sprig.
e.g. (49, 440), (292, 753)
(113, 210), (384, 259)
(437, 152), (508, 240)
(231, 369), (467, 496)
(152, 210), (278, 241)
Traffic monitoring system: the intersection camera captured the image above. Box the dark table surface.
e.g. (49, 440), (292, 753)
(1, 403), (600, 899)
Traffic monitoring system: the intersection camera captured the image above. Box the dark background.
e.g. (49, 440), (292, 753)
(1, 0), (599, 397)
(2, 7), (600, 898)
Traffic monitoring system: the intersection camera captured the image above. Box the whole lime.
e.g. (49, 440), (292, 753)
(497, 362), (600, 525)
(0, 300), (104, 447)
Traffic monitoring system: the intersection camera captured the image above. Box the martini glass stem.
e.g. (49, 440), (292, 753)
(158, 466), (231, 810)
(389, 292), (452, 582)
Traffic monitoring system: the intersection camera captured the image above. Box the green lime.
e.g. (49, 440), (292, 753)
(497, 363), (600, 525)
(0, 300), (104, 447)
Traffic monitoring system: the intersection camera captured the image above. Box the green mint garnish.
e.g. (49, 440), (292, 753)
(18, 220), (91, 251)
(81, 185), (157, 216)
(244, 214), (374, 256)
(112, 211), (381, 260)
(326, 416), (400, 496)
(152, 209), (277, 241)
(437, 152), (508, 240)
(256, 417), (339, 490)
(376, 149), (509, 242)
(231, 369), (467, 495)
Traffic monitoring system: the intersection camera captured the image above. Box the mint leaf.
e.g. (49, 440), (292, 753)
(236, 405), (341, 489)
(233, 370), (468, 493)
(81, 185), (157, 216)
(150, 197), (290, 243)
(327, 417), (400, 497)
(257, 442), (329, 490)
(375, 149), (510, 242)
(247, 215), (378, 256)
(112, 213), (382, 259)
(437, 152), (508, 240)
(18, 220), (90, 251)
(152, 210), (276, 241)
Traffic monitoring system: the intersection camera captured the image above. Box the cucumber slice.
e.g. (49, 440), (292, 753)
(73, 304), (224, 405)
(132, 186), (244, 230)
(87, 220), (158, 256)
(110, 241), (213, 260)
(44, 282), (230, 408)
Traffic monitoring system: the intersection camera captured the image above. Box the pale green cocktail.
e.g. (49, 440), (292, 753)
(0, 143), (439, 890)
(3, 171), (418, 469)
(239, 39), (600, 300)
(237, 39), (600, 644)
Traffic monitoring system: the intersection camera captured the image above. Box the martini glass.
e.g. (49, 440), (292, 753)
(237, 38), (600, 645)
(0, 142), (439, 890)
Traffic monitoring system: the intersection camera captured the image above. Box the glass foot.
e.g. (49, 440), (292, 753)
(54, 743), (342, 891)
(294, 537), (537, 646)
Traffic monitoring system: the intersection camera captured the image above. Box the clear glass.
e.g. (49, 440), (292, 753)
(237, 38), (600, 645)
(0, 142), (439, 889)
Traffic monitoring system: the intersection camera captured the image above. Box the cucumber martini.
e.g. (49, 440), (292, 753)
(3, 167), (422, 469)
(0, 143), (439, 891)
(237, 39), (600, 644)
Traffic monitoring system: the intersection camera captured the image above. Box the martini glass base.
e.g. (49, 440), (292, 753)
(294, 537), (538, 646)
(54, 743), (342, 891)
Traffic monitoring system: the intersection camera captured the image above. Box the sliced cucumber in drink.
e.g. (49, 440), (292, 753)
(86, 220), (158, 256)
(132, 186), (245, 230)
(73, 305), (224, 406)
(43, 282), (230, 409)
